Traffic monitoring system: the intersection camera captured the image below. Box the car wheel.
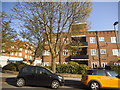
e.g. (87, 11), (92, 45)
(51, 80), (60, 89)
(89, 81), (100, 90)
(16, 78), (25, 87)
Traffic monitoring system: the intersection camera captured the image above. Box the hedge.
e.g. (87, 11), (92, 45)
(105, 65), (120, 75)
(45, 61), (88, 74)
(2, 62), (28, 72)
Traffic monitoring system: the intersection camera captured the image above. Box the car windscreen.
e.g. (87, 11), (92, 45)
(106, 71), (118, 77)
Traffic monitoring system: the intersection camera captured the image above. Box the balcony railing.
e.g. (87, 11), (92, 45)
(71, 55), (89, 59)
(71, 42), (88, 47)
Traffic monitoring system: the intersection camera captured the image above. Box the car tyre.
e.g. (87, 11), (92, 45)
(51, 80), (60, 89)
(89, 81), (100, 90)
(16, 78), (25, 87)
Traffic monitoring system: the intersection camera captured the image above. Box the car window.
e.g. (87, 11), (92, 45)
(21, 66), (35, 74)
(36, 67), (52, 75)
(106, 71), (118, 77)
(87, 70), (93, 75)
(97, 70), (107, 76)
(36, 67), (43, 74)
(43, 68), (52, 75)
(87, 70), (97, 75)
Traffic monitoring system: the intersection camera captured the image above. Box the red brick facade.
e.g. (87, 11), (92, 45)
(42, 23), (120, 68)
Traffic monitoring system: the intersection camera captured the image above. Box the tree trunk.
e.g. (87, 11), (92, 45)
(59, 52), (62, 64)
(51, 56), (56, 73)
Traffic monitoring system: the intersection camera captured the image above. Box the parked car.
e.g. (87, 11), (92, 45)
(16, 66), (64, 89)
(81, 69), (120, 90)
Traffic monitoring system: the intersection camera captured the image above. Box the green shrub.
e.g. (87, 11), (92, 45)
(2, 62), (27, 72)
(46, 62), (89, 74)
(2, 63), (17, 71)
(97, 66), (105, 70)
(105, 65), (120, 75)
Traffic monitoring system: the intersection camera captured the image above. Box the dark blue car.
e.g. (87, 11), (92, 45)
(16, 66), (64, 89)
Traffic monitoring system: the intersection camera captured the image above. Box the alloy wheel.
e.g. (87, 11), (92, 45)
(16, 78), (25, 87)
(90, 82), (100, 90)
(51, 80), (60, 89)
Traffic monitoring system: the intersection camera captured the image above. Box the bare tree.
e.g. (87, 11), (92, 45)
(11, 2), (92, 72)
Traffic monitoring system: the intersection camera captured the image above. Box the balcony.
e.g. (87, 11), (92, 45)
(71, 42), (88, 47)
(70, 55), (89, 61)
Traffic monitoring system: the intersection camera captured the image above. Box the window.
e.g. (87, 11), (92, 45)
(25, 50), (28, 53)
(97, 70), (107, 76)
(43, 62), (49, 66)
(36, 67), (52, 75)
(22, 66), (35, 74)
(106, 71), (118, 77)
(30, 56), (32, 59)
(112, 49), (118, 56)
(91, 49), (96, 55)
(90, 37), (95, 43)
(2, 50), (5, 53)
(43, 50), (50, 56)
(25, 55), (27, 58)
(99, 37), (104, 41)
(63, 50), (69, 56)
(19, 48), (23, 51)
(11, 46), (14, 48)
(101, 63), (107, 67)
(19, 53), (22, 56)
(15, 53), (18, 56)
(91, 62), (98, 68)
(111, 37), (116, 43)
(10, 52), (14, 55)
(100, 49), (106, 54)
(45, 41), (48, 44)
(63, 38), (68, 43)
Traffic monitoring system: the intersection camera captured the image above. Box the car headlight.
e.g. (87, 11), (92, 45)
(58, 76), (63, 81)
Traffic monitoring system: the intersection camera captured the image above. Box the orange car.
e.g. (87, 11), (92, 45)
(81, 70), (120, 90)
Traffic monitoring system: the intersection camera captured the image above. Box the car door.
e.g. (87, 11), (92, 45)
(26, 67), (35, 84)
(35, 67), (53, 86)
(95, 70), (110, 87)
(23, 66), (36, 85)
(106, 71), (120, 88)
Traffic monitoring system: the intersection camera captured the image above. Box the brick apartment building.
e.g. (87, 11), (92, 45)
(0, 40), (34, 67)
(42, 23), (120, 68)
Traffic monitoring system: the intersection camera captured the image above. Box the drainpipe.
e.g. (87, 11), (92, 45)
(95, 31), (101, 67)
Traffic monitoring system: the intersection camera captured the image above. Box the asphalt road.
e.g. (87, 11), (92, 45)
(1, 73), (88, 90)
(1, 73), (120, 90)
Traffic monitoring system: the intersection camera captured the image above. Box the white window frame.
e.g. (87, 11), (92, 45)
(43, 50), (50, 56)
(30, 56), (32, 59)
(19, 53), (22, 56)
(25, 55), (27, 58)
(10, 52), (14, 55)
(99, 37), (104, 41)
(100, 49), (106, 54)
(112, 49), (120, 56)
(25, 50), (28, 53)
(91, 49), (96, 55)
(15, 52), (18, 56)
(111, 37), (116, 43)
(101, 62), (107, 67)
(63, 50), (69, 56)
(19, 48), (23, 51)
(90, 37), (96, 43)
